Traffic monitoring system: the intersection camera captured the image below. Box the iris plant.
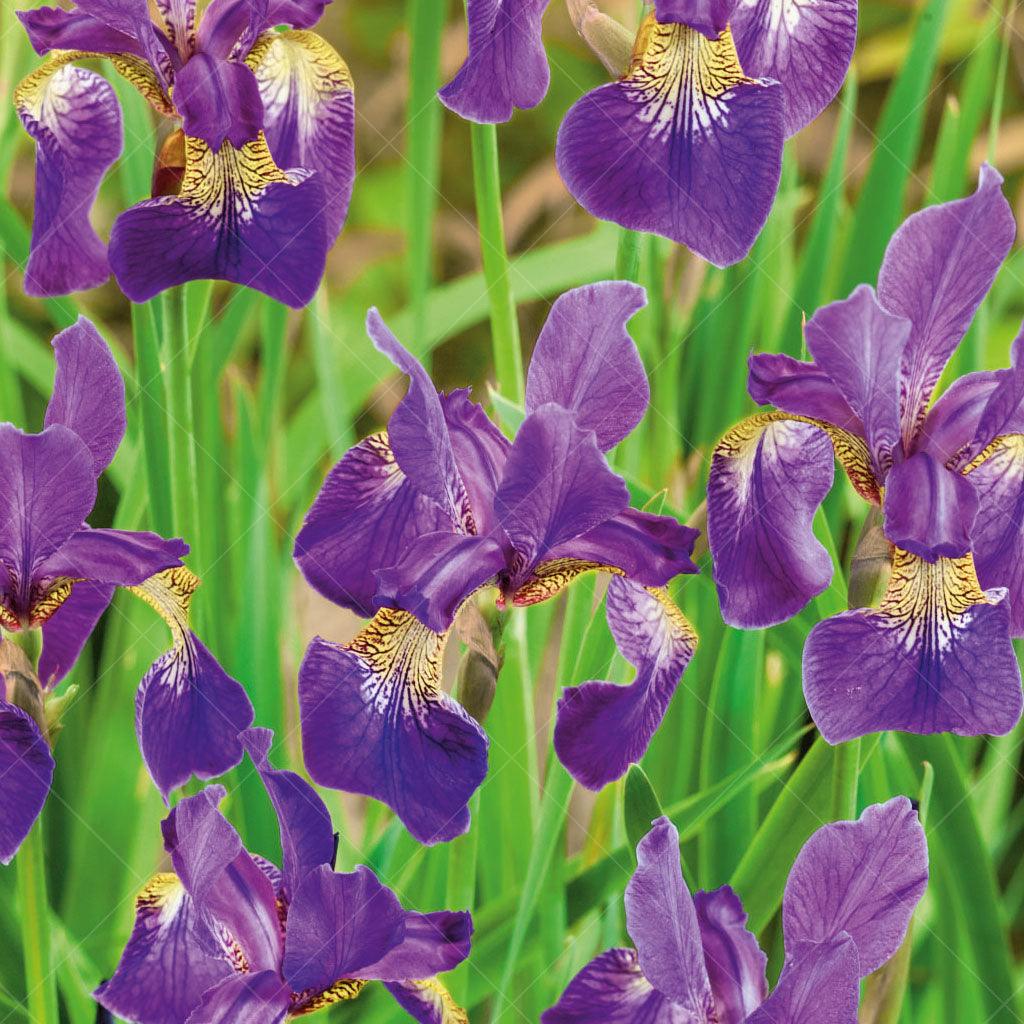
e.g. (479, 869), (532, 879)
(544, 797), (928, 1023)
(707, 166), (1024, 742)
(0, 318), (252, 862)
(15, 0), (354, 307)
(440, 0), (857, 265)
(96, 728), (472, 1024)
(294, 281), (700, 844)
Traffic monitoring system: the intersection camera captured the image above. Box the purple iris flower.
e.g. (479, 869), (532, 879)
(295, 281), (700, 844)
(15, 0), (354, 308)
(96, 727), (473, 1024)
(707, 164), (1024, 743)
(544, 797), (928, 1024)
(0, 317), (252, 863)
(439, 0), (856, 267)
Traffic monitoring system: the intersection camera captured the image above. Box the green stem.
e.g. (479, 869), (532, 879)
(163, 288), (199, 544)
(830, 737), (861, 821)
(469, 122), (523, 404)
(615, 228), (641, 282)
(17, 805), (58, 1024)
(444, 791), (480, 1006)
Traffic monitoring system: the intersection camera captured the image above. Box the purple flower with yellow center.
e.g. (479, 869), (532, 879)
(439, 0), (856, 266)
(294, 281), (700, 844)
(15, 0), (354, 308)
(0, 316), (252, 863)
(707, 164), (1024, 742)
(544, 797), (928, 1024)
(96, 727), (472, 1024)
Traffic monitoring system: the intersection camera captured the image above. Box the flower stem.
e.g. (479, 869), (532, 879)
(17, 799), (58, 1024)
(163, 287), (199, 545)
(469, 122), (524, 404)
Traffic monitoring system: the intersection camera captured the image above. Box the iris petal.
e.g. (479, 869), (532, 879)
(386, 980), (470, 1024)
(183, 971), (291, 1024)
(0, 701), (54, 865)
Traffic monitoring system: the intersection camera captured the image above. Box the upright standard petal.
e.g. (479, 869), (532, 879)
(94, 873), (233, 1024)
(294, 433), (451, 617)
(495, 405), (629, 580)
(731, 0), (858, 135)
(625, 817), (714, 1015)
(706, 414), (834, 628)
(803, 549), (1023, 741)
(184, 971), (291, 1024)
(556, 16), (785, 267)
(109, 133), (328, 307)
(248, 29), (355, 238)
(883, 451), (978, 561)
(747, 352), (861, 430)
(38, 581), (114, 688)
(554, 579), (696, 790)
(783, 797), (927, 976)
(655, 0), (738, 38)
(438, 0), (550, 123)
(15, 60), (123, 295)
(44, 318), (126, 474)
(173, 52), (264, 151)
(0, 701), (54, 864)
(130, 568), (254, 797)
(878, 164), (1016, 444)
(299, 611), (489, 845)
(693, 886), (767, 1024)
(525, 282), (648, 451)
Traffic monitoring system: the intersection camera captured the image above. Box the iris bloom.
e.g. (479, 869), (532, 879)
(295, 281), (700, 844)
(544, 797), (928, 1023)
(440, 0), (856, 266)
(96, 728), (472, 1024)
(707, 166), (1024, 742)
(0, 317), (252, 862)
(15, 0), (354, 307)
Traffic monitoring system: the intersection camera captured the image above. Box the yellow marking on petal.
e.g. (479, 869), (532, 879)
(398, 979), (469, 1024)
(127, 565), (200, 648)
(962, 433), (1024, 475)
(136, 871), (185, 913)
(246, 28), (353, 98)
(647, 585), (699, 651)
(510, 558), (622, 607)
(291, 979), (366, 1015)
(28, 577), (81, 628)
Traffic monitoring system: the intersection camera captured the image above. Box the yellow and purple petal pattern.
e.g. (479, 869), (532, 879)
(556, 14), (785, 266)
(385, 980), (470, 1024)
(803, 549), (1023, 742)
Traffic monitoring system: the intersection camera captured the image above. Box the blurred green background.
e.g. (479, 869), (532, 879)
(1, 0), (1024, 1021)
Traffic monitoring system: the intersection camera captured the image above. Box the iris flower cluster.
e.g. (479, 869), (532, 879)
(440, 0), (857, 265)
(294, 281), (701, 843)
(708, 166), (1024, 743)
(15, 0), (354, 307)
(545, 798), (928, 1023)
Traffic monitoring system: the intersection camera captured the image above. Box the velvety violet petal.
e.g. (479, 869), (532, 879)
(804, 285), (910, 477)
(556, 19), (785, 267)
(0, 424), (96, 589)
(367, 309), (469, 525)
(94, 873), (232, 1024)
(970, 329), (1024, 452)
(17, 6), (143, 55)
(883, 451), (978, 561)
(554, 579), (697, 789)
(731, 0), (858, 136)
(294, 433), (452, 616)
(694, 886), (767, 1024)
(655, 0), (738, 37)
(242, 726), (334, 894)
(360, 911), (473, 981)
(0, 701), (54, 864)
(38, 581), (114, 688)
(625, 816), (714, 1014)
(15, 61), (122, 296)
(747, 352), (861, 430)
(495, 405), (629, 577)
(385, 981), (470, 1024)
(73, 0), (170, 72)
(162, 787), (283, 972)
(783, 797), (927, 976)
(184, 971), (291, 1024)
(40, 528), (187, 585)
(108, 134), (328, 308)
(542, 947), (683, 1024)
(545, 509), (700, 588)
(803, 549), (1023, 741)
(966, 435), (1024, 636)
(248, 29), (355, 239)
(744, 937), (859, 1024)
(299, 619), (488, 845)
(136, 630), (254, 798)
(173, 52), (263, 150)
(878, 164), (1016, 444)
(374, 531), (506, 633)
(706, 414), (834, 628)
(525, 282), (648, 451)
(43, 318), (126, 474)
(282, 863), (405, 992)
(438, 0), (550, 123)
(195, 0), (251, 56)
